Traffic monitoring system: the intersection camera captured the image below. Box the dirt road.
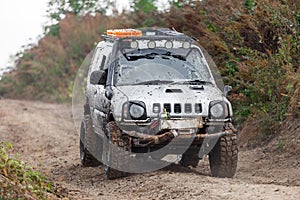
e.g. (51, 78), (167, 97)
(0, 99), (299, 199)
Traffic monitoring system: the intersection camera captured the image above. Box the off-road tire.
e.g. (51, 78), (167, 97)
(209, 134), (238, 178)
(103, 121), (130, 180)
(179, 148), (200, 168)
(80, 116), (101, 167)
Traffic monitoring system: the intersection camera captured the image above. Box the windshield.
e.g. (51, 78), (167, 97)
(114, 45), (213, 86)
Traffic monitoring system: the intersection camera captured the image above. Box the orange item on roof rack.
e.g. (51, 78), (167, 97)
(107, 29), (142, 38)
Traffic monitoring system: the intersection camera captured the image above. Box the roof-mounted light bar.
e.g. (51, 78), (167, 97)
(107, 29), (142, 38)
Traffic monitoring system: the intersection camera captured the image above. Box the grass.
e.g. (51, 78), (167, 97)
(277, 139), (286, 151)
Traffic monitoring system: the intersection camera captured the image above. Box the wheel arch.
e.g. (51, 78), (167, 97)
(107, 111), (115, 122)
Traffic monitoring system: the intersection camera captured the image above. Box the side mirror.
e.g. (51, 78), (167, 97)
(90, 70), (106, 85)
(224, 85), (232, 97)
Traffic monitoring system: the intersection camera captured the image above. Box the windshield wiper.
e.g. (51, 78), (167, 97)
(162, 52), (186, 61)
(125, 52), (159, 61)
(124, 51), (186, 61)
(171, 79), (212, 85)
(187, 79), (211, 84)
(133, 80), (174, 85)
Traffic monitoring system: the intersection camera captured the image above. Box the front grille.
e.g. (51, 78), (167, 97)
(195, 103), (202, 113)
(163, 103), (171, 113)
(153, 103), (161, 113)
(154, 103), (202, 114)
(185, 103), (192, 113)
(174, 104), (181, 113)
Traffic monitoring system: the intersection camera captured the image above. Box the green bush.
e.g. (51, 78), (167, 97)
(0, 142), (57, 199)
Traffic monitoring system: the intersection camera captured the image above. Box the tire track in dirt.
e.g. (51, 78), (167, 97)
(0, 99), (299, 199)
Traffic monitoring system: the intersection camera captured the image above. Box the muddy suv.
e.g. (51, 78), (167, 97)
(80, 28), (238, 179)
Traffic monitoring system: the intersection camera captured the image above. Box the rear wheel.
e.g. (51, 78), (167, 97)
(80, 116), (101, 167)
(209, 134), (238, 178)
(103, 121), (130, 179)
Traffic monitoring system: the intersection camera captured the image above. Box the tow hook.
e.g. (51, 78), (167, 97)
(171, 130), (179, 137)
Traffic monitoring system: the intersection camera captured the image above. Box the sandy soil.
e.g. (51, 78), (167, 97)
(0, 99), (299, 199)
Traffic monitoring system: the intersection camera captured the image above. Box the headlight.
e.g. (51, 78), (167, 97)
(129, 103), (146, 119)
(209, 101), (227, 119)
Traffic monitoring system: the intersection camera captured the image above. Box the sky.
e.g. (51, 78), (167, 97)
(0, 0), (48, 69)
(0, 0), (168, 70)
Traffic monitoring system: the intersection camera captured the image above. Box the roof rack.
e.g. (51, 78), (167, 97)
(101, 35), (116, 42)
(141, 28), (184, 37)
(101, 28), (193, 42)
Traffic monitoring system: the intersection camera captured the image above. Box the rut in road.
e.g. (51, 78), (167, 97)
(0, 99), (299, 199)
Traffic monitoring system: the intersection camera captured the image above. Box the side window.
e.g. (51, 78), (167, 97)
(103, 53), (111, 70)
(90, 43), (112, 73)
(91, 49), (108, 71)
(91, 47), (103, 71)
(100, 55), (106, 70)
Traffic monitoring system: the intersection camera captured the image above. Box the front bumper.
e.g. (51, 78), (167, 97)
(120, 117), (237, 148)
(125, 129), (235, 148)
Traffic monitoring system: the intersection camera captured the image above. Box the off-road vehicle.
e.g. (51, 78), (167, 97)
(79, 28), (238, 179)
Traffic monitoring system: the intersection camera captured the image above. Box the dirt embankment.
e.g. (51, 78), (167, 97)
(0, 99), (299, 199)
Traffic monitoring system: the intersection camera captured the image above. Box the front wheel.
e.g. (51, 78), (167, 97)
(103, 121), (130, 179)
(209, 134), (238, 178)
(80, 118), (101, 167)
